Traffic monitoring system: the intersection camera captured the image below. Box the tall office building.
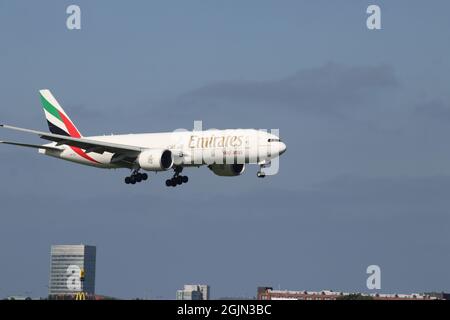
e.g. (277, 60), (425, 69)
(48, 245), (96, 297)
(176, 284), (210, 300)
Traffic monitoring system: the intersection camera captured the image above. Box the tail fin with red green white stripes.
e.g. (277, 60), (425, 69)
(39, 89), (83, 138)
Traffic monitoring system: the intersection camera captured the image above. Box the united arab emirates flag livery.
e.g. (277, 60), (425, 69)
(39, 89), (99, 163)
(40, 89), (82, 138)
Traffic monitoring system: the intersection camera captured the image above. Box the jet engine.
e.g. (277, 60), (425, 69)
(208, 164), (245, 176)
(138, 149), (173, 171)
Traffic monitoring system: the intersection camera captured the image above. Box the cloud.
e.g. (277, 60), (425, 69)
(171, 63), (399, 117)
(414, 99), (450, 121)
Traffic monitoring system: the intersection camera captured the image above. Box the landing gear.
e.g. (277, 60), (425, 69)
(257, 161), (270, 178)
(165, 166), (189, 187)
(124, 170), (148, 185)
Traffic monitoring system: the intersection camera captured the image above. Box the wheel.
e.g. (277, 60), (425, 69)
(125, 177), (131, 184)
(165, 179), (171, 187)
(182, 176), (188, 183)
(130, 176), (136, 184)
(171, 179), (177, 187)
(257, 171), (266, 178)
(142, 173), (148, 181)
(176, 176), (183, 185)
(135, 174), (142, 183)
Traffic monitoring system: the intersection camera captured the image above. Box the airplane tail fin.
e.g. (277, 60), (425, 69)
(39, 89), (83, 138)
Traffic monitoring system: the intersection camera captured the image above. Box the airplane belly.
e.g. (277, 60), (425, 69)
(181, 146), (255, 166)
(44, 147), (120, 169)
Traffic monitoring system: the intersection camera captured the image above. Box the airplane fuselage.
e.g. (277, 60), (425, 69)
(40, 129), (286, 170)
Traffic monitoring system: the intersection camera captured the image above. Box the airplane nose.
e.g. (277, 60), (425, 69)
(279, 142), (287, 155)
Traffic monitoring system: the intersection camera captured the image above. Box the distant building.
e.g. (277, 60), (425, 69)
(424, 292), (450, 300)
(176, 284), (210, 300)
(176, 289), (203, 300)
(5, 296), (33, 300)
(48, 245), (96, 298)
(257, 287), (440, 300)
(257, 287), (343, 300)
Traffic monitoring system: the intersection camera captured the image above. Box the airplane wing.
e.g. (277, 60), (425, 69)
(0, 140), (62, 151)
(0, 124), (143, 155)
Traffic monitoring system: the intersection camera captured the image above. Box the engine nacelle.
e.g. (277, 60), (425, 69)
(138, 149), (173, 171)
(208, 164), (245, 177)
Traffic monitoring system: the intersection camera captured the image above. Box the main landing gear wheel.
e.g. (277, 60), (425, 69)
(166, 167), (189, 187)
(124, 170), (148, 185)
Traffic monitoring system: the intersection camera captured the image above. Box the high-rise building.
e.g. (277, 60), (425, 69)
(48, 245), (96, 297)
(176, 284), (210, 300)
(197, 284), (210, 300)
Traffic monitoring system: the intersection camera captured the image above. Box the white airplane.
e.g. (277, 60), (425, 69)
(0, 90), (286, 187)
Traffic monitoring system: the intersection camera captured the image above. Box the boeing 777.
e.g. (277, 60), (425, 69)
(0, 90), (286, 187)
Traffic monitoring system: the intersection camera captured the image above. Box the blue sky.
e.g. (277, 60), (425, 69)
(1, 0), (450, 298)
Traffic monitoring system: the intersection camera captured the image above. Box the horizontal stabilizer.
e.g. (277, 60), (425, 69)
(0, 140), (62, 151)
(0, 124), (142, 155)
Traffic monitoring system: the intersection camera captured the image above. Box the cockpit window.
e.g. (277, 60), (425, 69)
(268, 138), (281, 142)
